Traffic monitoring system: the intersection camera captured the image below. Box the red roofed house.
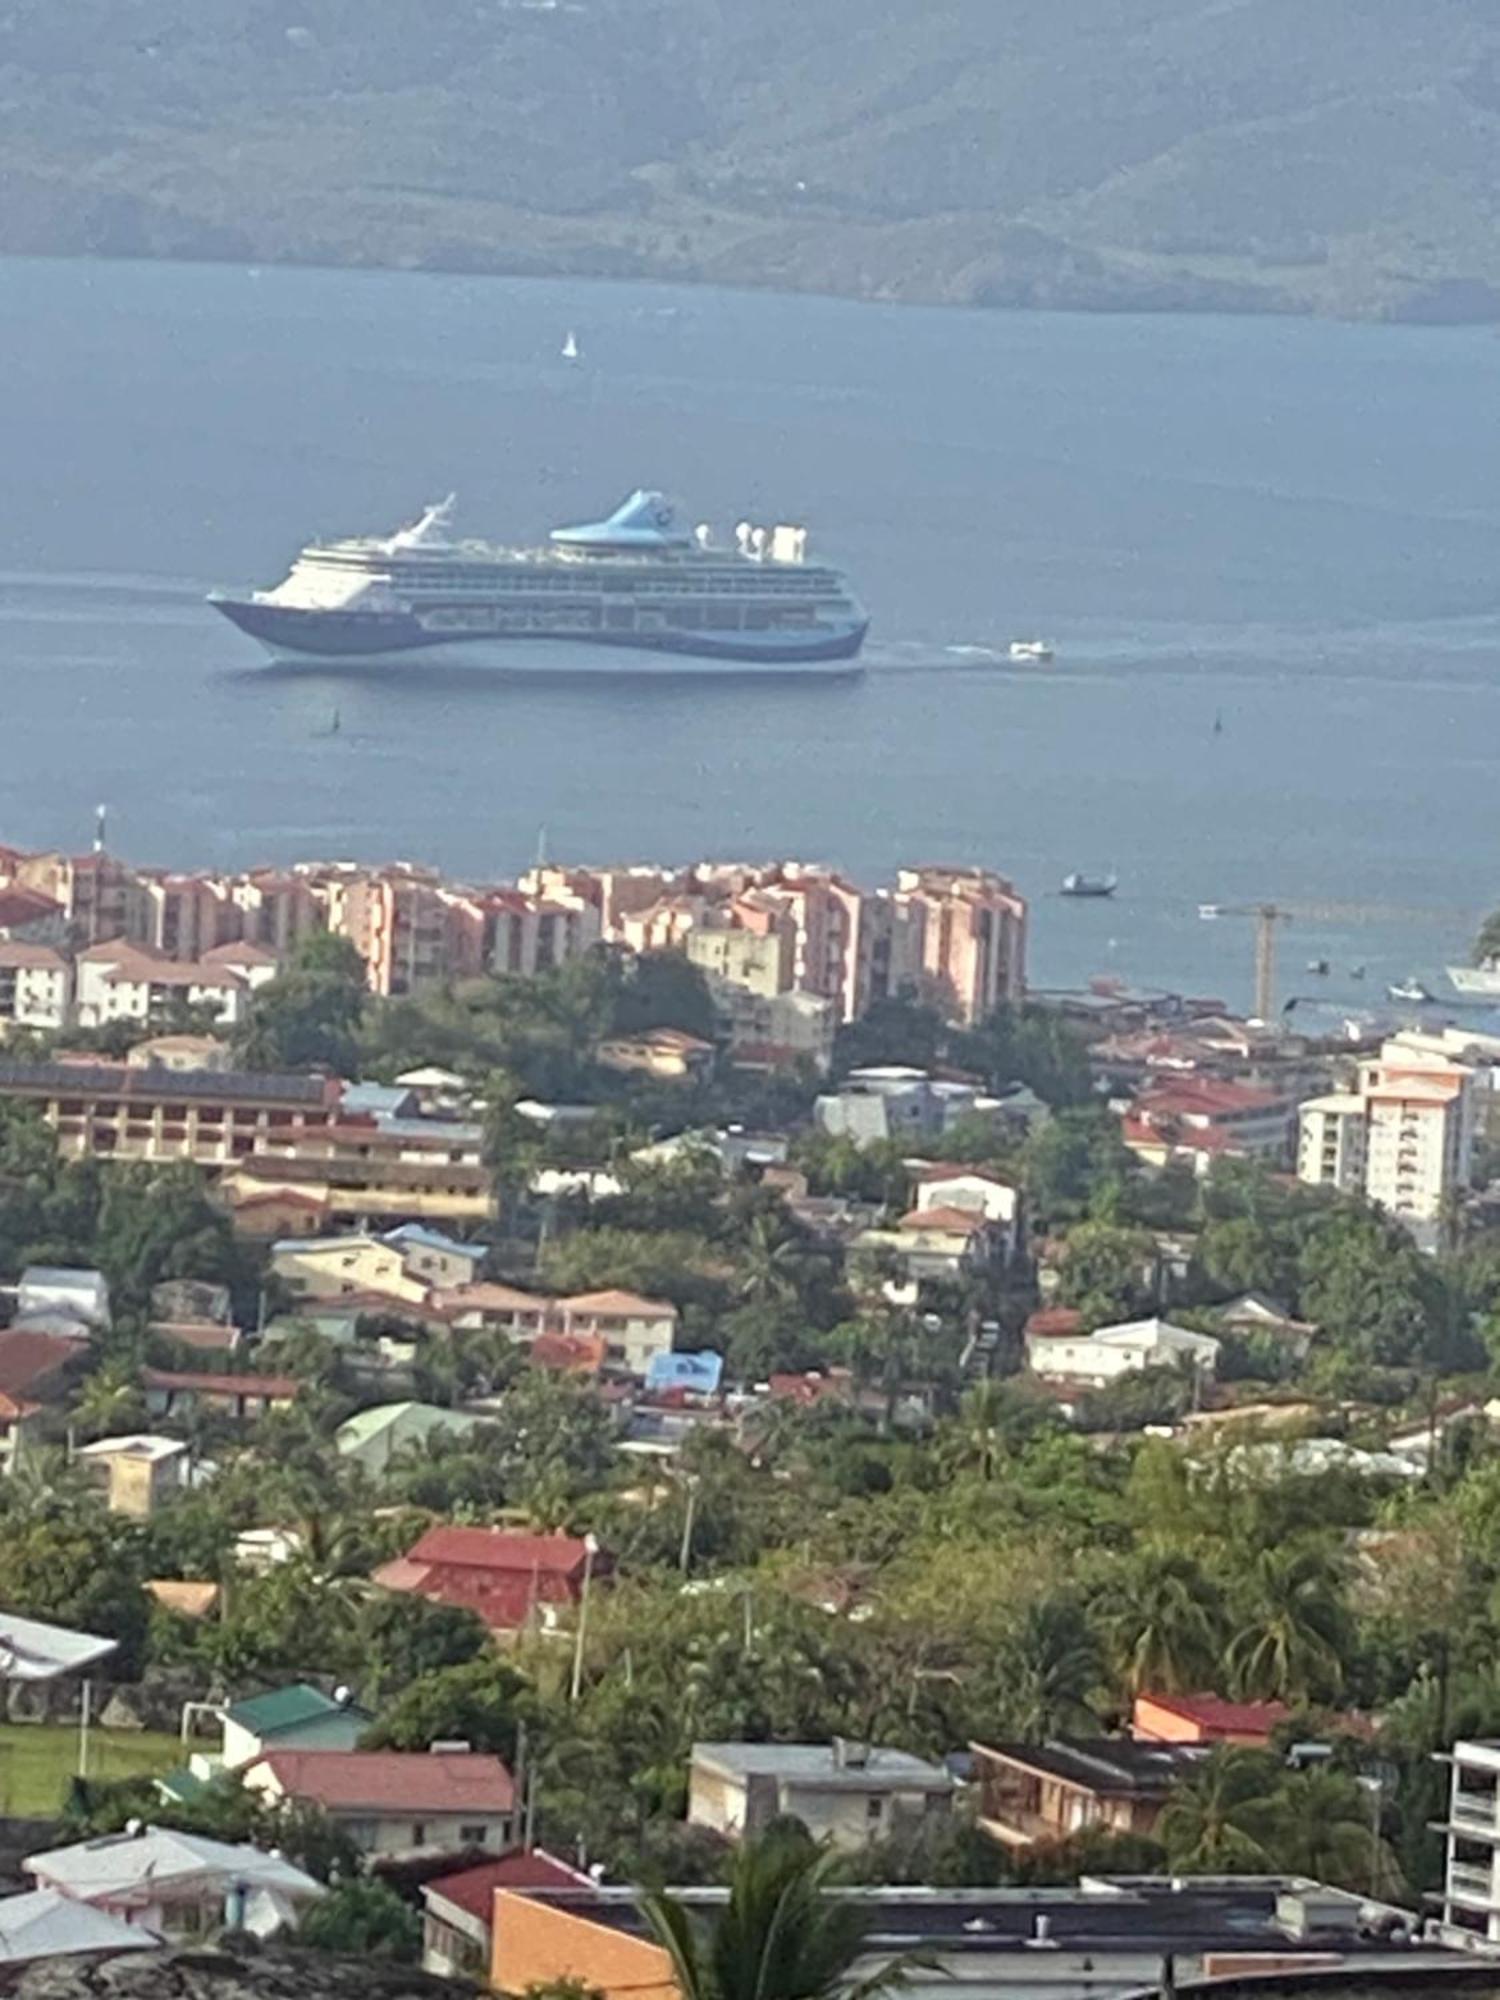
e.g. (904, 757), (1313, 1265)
(1131, 1692), (1290, 1748)
(0, 885), (66, 944)
(422, 1848), (591, 1981)
(911, 1164), (1021, 1260)
(372, 1526), (608, 1636)
(0, 1329), (90, 1413)
(0, 942), (71, 1032)
(1122, 1078), (1296, 1177)
(242, 1748), (516, 1861)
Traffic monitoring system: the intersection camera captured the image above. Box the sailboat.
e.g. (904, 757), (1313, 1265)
(561, 330), (581, 363)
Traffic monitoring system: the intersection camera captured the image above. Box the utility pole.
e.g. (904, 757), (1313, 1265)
(568, 1533), (599, 1703)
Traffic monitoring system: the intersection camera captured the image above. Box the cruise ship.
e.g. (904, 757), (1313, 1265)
(210, 491), (868, 673)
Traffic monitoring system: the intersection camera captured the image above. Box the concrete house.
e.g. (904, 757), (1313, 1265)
(269, 1234), (431, 1305)
(242, 1748), (516, 1861)
(1025, 1315), (1221, 1389)
(75, 1435), (190, 1518)
(688, 1740), (953, 1850)
(219, 1683), (374, 1772)
(23, 1826), (322, 1940)
(17, 1266), (111, 1332)
(336, 1401), (481, 1475)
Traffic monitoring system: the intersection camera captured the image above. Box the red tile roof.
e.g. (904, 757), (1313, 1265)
(914, 1163), (1015, 1186)
(1138, 1691), (1290, 1736)
(425, 1849), (590, 1924)
(1024, 1307), (1085, 1340)
(251, 1748), (515, 1813)
(0, 1330), (86, 1400)
(897, 1205), (989, 1233)
(0, 887), (62, 930)
(402, 1526), (594, 1577)
(561, 1289), (676, 1318)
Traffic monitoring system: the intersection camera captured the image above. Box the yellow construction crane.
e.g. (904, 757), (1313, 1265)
(1198, 903), (1289, 1022)
(1197, 896), (1450, 1022)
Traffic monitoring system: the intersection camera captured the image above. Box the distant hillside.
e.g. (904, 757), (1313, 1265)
(4, 0), (1500, 318)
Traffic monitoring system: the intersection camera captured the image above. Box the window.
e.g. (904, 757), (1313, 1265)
(412, 1822), (428, 1846)
(866, 1797), (884, 1824)
(459, 1823), (489, 1844)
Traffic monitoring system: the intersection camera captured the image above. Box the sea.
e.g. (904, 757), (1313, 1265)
(2, 253), (1499, 1020)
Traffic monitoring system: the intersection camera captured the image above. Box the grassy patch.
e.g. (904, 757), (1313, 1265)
(0, 1722), (180, 1815)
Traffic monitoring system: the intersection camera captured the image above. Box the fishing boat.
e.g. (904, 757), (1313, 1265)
(1306, 958), (1329, 976)
(1387, 977), (1432, 1004)
(1061, 873), (1117, 899)
(1009, 639), (1055, 663)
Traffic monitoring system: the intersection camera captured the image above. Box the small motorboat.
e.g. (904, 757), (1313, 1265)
(1061, 873), (1117, 899)
(1387, 977), (1432, 1004)
(1009, 639), (1055, 663)
(1199, 903), (1223, 920)
(562, 330), (581, 362)
(1306, 958), (1329, 976)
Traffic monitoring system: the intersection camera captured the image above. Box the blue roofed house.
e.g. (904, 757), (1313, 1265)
(645, 1351), (724, 1396)
(383, 1225), (487, 1290)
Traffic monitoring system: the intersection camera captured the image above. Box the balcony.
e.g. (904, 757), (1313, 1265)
(1447, 1861), (1498, 1906)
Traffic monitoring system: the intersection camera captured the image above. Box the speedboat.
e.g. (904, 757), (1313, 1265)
(1387, 977), (1432, 1004)
(1009, 639), (1055, 663)
(1306, 958), (1329, 976)
(1061, 873), (1117, 899)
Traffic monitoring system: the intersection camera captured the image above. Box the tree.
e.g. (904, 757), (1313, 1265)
(299, 1877), (421, 1961)
(357, 1593), (491, 1703)
(1265, 1766), (1397, 1895)
(1298, 1207), (1438, 1368)
(1055, 1221), (1155, 1327)
(640, 1831), (907, 2000)
(1157, 1749), (1277, 1873)
(996, 1596), (1101, 1739)
(235, 931), (368, 1072)
(0, 1509), (149, 1673)
(1473, 910), (1500, 968)
(1225, 1543), (1351, 1703)
(365, 1656), (529, 1756)
(1101, 1549), (1228, 1696)
(610, 951), (717, 1041)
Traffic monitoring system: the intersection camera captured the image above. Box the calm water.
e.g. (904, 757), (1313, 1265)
(2, 254), (1499, 1013)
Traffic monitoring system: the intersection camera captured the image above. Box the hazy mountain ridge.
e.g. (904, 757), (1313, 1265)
(3, 0), (1500, 317)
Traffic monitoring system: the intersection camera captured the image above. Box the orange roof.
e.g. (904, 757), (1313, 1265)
(897, 1205), (989, 1233)
(562, 1289), (677, 1318)
(532, 1332), (607, 1375)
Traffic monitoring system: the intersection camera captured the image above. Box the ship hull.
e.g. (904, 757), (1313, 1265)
(211, 597), (868, 673)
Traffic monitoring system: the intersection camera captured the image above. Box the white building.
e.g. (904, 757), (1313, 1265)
(1297, 1041), (1477, 1252)
(1296, 1092), (1368, 1195)
(559, 1290), (678, 1378)
(910, 1165), (1022, 1263)
(1437, 1739), (1500, 1940)
(1362, 1053), (1475, 1253)
(1026, 1315), (1220, 1389)
(74, 944), (253, 1029)
(24, 1826), (322, 1940)
(689, 1740), (953, 1850)
(0, 944), (71, 1034)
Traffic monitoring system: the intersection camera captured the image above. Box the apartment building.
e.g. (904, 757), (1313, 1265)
(1296, 1091), (1368, 1194)
(893, 866), (1028, 1022)
(0, 944), (71, 1033)
(74, 941), (277, 1029)
(0, 1058), (339, 1164)
(1436, 1739), (1500, 1941)
(1297, 1040), (1477, 1251)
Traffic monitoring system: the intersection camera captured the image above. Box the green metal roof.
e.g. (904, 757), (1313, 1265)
(224, 1683), (345, 1735)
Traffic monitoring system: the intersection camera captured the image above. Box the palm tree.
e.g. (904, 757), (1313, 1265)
(955, 1380), (1007, 1482)
(1226, 1543), (1349, 1702)
(1000, 1596), (1101, 1739)
(1157, 1748), (1277, 1873)
(1102, 1549), (1227, 1696)
(737, 1215), (804, 1310)
(640, 1834), (908, 2000)
(1265, 1767), (1396, 1896)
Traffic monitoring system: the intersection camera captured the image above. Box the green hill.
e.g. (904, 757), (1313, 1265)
(4, 0), (1500, 317)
